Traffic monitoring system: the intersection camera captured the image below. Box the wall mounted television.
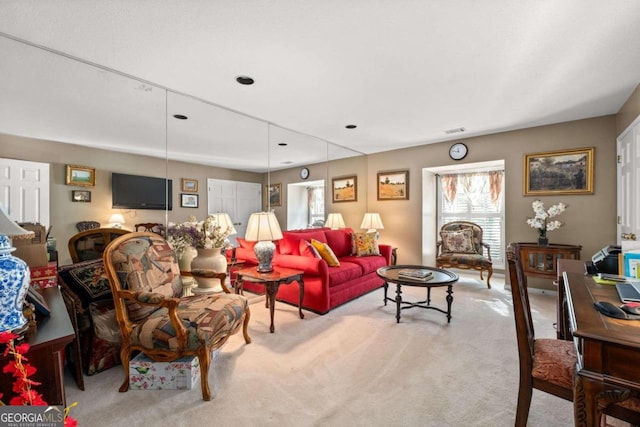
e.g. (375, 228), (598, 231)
(112, 173), (173, 210)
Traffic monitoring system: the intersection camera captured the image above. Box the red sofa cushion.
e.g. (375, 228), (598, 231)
(279, 229), (328, 255)
(341, 255), (387, 275)
(324, 228), (354, 258)
(327, 261), (362, 287)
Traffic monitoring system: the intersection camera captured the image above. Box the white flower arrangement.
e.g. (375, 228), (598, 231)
(166, 215), (234, 253)
(526, 200), (567, 238)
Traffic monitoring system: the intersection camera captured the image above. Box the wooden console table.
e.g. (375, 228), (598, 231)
(0, 286), (75, 406)
(517, 242), (582, 280)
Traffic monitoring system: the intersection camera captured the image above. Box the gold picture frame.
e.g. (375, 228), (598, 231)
(267, 183), (282, 207)
(181, 178), (198, 192)
(377, 170), (409, 200)
(523, 147), (594, 195)
(65, 164), (95, 187)
(332, 175), (357, 203)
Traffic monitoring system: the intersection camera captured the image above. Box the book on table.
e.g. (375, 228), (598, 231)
(397, 268), (433, 280)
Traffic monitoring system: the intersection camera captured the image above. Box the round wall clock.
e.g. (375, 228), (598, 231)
(449, 143), (468, 160)
(300, 167), (310, 180)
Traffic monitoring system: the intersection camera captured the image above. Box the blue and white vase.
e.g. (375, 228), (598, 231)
(0, 234), (31, 332)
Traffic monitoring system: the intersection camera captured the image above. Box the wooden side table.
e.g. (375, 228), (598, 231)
(235, 266), (304, 333)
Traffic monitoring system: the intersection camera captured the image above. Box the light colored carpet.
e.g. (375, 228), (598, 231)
(65, 273), (576, 426)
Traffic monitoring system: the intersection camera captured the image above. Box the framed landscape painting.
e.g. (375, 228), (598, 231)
(332, 176), (357, 203)
(66, 164), (95, 187)
(523, 147), (594, 196)
(377, 170), (409, 200)
(267, 183), (282, 207)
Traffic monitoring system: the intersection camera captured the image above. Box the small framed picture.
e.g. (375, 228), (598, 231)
(72, 190), (91, 202)
(377, 170), (409, 200)
(26, 287), (50, 316)
(182, 178), (198, 192)
(181, 193), (199, 208)
(332, 176), (357, 203)
(66, 164), (96, 187)
(267, 183), (282, 207)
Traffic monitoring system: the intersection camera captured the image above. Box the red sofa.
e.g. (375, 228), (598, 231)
(233, 228), (392, 314)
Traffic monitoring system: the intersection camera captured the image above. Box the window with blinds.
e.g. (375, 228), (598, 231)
(437, 171), (505, 268)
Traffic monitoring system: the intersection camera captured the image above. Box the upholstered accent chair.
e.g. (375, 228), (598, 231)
(68, 228), (130, 263)
(76, 220), (101, 232)
(436, 221), (492, 288)
(506, 243), (640, 426)
(102, 232), (251, 401)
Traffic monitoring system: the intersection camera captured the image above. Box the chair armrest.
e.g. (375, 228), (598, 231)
(115, 290), (187, 347)
(481, 242), (492, 261)
(436, 240), (443, 256)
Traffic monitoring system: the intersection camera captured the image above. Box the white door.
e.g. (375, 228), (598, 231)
(617, 117), (640, 246)
(0, 158), (50, 226)
(207, 179), (261, 246)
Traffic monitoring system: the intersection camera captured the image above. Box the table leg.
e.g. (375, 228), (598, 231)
(235, 276), (244, 295)
(446, 285), (453, 323)
(426, 287), (432, 305)
(383, 280), (388, 305)
(297, 276), (305, 319)
(395, 284), (403, 323)
(265, 281), (279, 333)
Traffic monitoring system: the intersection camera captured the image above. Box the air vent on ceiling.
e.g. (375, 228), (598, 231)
(444, 127), (466, 135)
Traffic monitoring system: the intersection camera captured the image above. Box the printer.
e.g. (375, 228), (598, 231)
(586, 245), (621, 275)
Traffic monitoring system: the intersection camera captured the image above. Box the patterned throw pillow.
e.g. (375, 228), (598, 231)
(440, 228), (477, 254)
(352, 232), (380, 257)
(299, 240), (321, 259)
(310, 239), (340, 267)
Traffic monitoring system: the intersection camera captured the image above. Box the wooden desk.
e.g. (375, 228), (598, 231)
(0, 287), (75, 406)
(562, 272), (640, 426)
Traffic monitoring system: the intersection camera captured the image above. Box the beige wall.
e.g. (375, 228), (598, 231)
(617, 83), (640, 134)
(0, 112), (633, 290)
(0, 133), (262, 265)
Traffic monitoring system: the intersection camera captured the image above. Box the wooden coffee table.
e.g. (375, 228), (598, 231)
(235, 266), (304, 333)
(377, 265), (459, 323)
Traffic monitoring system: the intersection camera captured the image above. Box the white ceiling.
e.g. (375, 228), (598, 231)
(1, 1), (639, 172)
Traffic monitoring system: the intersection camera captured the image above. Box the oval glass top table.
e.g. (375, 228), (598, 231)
(376, 265), (459, 323)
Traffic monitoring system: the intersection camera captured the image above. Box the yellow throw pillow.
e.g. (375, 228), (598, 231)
(353, 232), (380, 257)
(310, 239), (340, 267)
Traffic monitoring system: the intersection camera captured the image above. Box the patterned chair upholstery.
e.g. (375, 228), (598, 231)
(102, 232), (251, 401)
(436, 221), (492, 288)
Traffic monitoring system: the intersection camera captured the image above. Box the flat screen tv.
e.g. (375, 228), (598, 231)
(112, 173), (173, 210)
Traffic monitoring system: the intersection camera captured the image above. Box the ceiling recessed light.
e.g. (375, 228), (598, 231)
(173, 114), (188, 120)
(345, 124), (357, 129)
(236, 76), (255, 85)
(444, 127), (465, 134)
(278, 143), (287, 146)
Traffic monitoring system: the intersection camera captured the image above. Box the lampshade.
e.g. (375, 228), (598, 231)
(245, 212), (283, 272)
(108, 213), (125, 228)
(245, 212), (283, 242)
(0, 207), (35, 241)
(360, 212), (384, 232)
(325, 213), (346, 230)
(209, 213), (237, 235)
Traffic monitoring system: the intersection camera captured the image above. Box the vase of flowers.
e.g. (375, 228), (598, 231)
(166, 215), (234, 292)
(526, 200), (567, 246)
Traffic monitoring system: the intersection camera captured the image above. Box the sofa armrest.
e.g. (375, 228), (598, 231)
(379, 244), (393, 265)
(273, 254), (327, 277)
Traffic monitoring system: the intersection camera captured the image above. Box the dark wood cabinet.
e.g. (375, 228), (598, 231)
(517, 243), (582, 280)
(0, 287), (75, 406)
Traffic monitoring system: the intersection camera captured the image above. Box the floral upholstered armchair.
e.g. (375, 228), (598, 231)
(436, 221), (492, 288)
(102, 232), (251, 401)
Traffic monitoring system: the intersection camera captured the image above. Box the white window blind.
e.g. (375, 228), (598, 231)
(437, 171), (505, 267)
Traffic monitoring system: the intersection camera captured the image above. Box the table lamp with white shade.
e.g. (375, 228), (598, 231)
(209, 213), (237, 236)
(244, 212), (283, 272)
(0, 207), (35, 333)
(360, 212), (384, 233)
(108, 213), (125, 229)
(325, 213), (346, 230)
